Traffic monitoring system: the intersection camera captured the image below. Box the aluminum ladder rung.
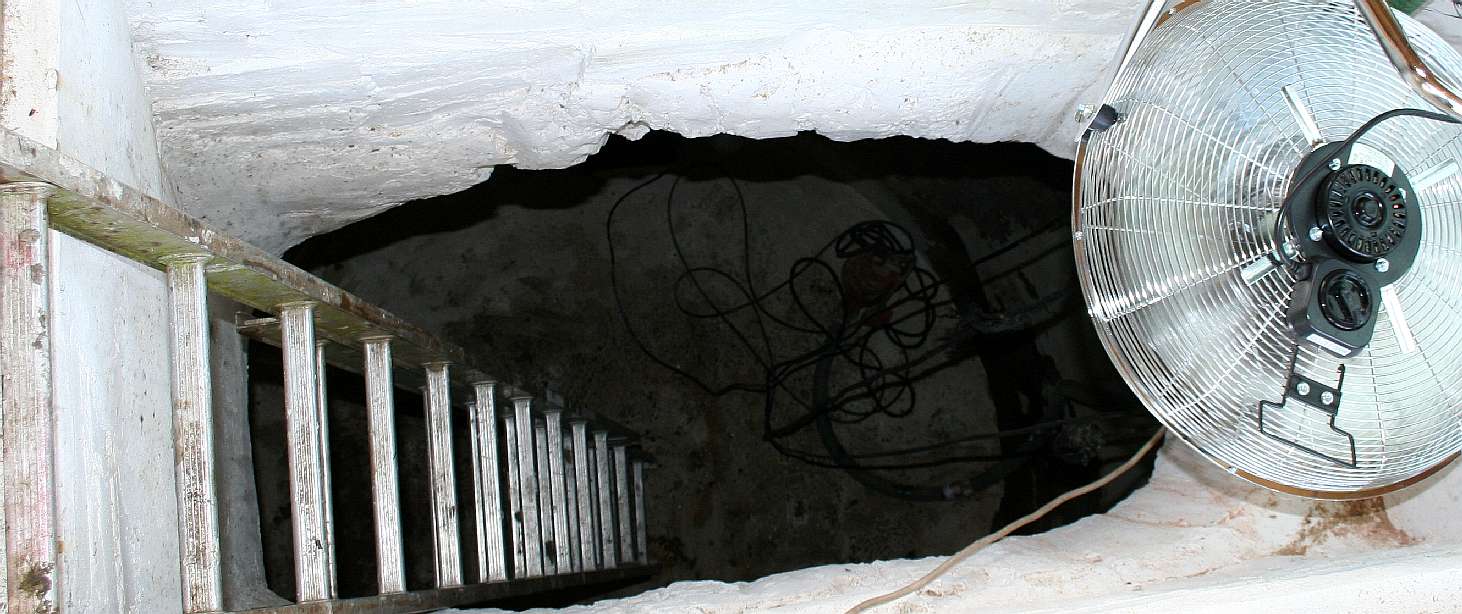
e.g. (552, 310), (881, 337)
(424, 363), (463, 588)
(279, 302), (332, 602)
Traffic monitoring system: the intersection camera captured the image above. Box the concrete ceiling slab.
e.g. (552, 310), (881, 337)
(125, 0), (1136, 252)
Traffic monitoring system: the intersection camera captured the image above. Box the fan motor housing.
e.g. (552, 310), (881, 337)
(1282, 141), (1422, 357)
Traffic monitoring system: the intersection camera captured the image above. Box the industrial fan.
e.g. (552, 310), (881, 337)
(1074, 0), (1462, 498)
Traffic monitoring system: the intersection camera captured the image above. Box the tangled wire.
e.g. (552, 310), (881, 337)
(607, 166), (1124, 499)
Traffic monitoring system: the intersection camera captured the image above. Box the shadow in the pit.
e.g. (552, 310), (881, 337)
(277, 128), (1156, 591)
(462, 572), (655, 611)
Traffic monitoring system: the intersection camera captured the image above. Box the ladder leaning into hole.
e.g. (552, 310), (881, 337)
(0, 127), (654, 613)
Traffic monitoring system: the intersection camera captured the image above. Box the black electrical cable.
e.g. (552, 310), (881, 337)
(605, 164), (1139, 491)
(611, 168), (952, 429)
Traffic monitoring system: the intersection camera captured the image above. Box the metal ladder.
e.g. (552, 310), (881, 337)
(0, 127), (652, 613)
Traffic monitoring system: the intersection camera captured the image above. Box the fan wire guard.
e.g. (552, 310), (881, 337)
(1075, 0), (1462, 496)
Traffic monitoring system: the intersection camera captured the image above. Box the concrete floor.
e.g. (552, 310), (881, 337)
(456, 438), (1461, 613)
(258, 132), (1154, 598)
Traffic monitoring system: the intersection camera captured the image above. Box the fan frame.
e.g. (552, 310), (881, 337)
(1071, 0), (1462, 499)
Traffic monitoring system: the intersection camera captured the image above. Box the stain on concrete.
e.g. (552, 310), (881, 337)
(1276, 497), (1416, 556)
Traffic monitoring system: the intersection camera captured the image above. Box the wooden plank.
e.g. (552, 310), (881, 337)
(314, 341), (339, 597)
(544, 410), (572, 574)
(512, 396), (545, 577)
(571, 421), (598, 571)
(472, 382), (508, 582)
(424, 363), (462, 588)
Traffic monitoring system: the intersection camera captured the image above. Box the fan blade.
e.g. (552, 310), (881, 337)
(1380, 285), (1418, 354)
(1282, 84), (1325, 150)
(1412, 159), (1459, 193)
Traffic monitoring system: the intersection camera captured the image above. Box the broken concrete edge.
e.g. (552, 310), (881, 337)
(473, 439), (1461, 612)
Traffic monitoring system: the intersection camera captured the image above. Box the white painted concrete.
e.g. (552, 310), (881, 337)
(123, 1), (1462, 254)
(125, 0), (1137, 252)
(49, 232), (183, 614)
(0, 0), (60, 144)
(1415, 0), (1462, 50)
(57, 0), (174, 201)
(455, 440), (1462, 613)
(209, 298), (288, 611)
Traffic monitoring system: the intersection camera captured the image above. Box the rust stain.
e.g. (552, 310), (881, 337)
(18, 560), (57, 614)
(19, 562), (53, 595)
(6, 230), (35, 271)
(1274, 497), (1415, 556)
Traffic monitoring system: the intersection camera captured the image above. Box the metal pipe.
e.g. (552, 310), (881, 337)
(163, 253), (224, 613)
(534, 422), (558, 575)
(633, 460), (649, 564)
(594, 431), (617, 568)
(472, 381), (509, 582)
(423, 362), (463, 587)
(313, 340), (338, 597)
(1355, 0), (1462, 121)
(502, 412), (527, 578)
(1, 182), (60, 613)
(543, 410), (573, 574)
(279, 301), (332, 601)
(511, 395), (545, 577)
(361, 336), (406, 594)
(614, 444), (633, 564)
(571, 421), (597, 571)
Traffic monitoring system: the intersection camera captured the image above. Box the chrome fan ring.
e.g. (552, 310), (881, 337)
(1073, 0), (1462, 497)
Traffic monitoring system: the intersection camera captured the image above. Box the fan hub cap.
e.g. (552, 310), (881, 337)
(1352, 192), (1383, 228)
(1318, 164), (1409, 261)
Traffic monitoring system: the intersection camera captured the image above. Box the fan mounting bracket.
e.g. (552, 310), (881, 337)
(1257, 351), (1358, 468)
